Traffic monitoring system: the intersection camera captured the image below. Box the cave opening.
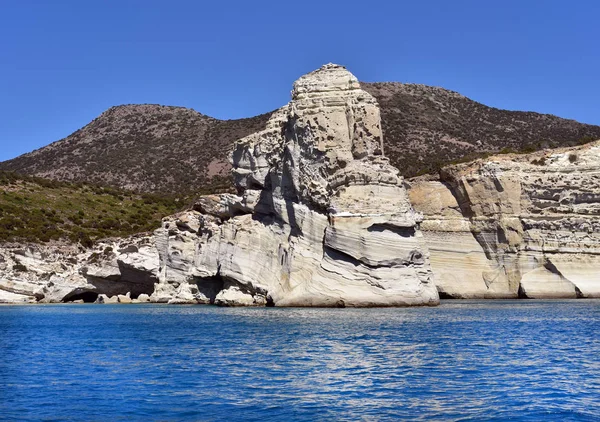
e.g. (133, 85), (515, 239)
(193, 275), (225, 304)
(63, 291), (99, 303)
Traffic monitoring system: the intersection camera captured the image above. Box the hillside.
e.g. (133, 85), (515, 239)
(2, 84), (600, 192)
(0, 172), (181, 245)
(362, 82), (600, 176)
(0, 105), (272, 194)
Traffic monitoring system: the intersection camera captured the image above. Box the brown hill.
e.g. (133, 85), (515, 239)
(2, 84), (600, 193)
(362, 82), (600, 176)
(0, 104), (272, 194)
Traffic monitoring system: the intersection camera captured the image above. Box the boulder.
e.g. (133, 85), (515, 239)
(117, 293), (132, 304)
(96, 294), (119, 304)
(214, 285), (267, 307)
(135, 293), (151, 303)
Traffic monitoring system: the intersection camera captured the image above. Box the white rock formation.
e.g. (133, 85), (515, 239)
(117, 293), (132, 303)
(3, 64), (597, 304)
(408, 141), (600, 298)
(155, 63), (439, 307)
(407, 178), (500, 298)
(0, 236), (161, 304)
(0, 244), (92, 303)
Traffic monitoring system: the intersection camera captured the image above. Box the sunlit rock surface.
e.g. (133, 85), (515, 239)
(0, 236), (161, 304)
(2, 65), (598, 304)
(156, 64), (438, 307)
(409, 141), (600, 298)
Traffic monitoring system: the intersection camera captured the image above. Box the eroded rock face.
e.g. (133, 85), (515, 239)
(5, 63), (596, 305)
(0, 236), (160, 304)
(176, 63), (439, 307)
(407, 177), (500, 298)
(0, 244), (90, 303)
(409, 141), (600, 298)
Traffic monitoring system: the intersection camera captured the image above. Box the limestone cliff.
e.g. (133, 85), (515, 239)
(2, 64), (599, 305)
(408, 141), (600, 298)
(0, 64), (438, 306)
(154, 64), (438, 307)
(0, 236), (159, 304)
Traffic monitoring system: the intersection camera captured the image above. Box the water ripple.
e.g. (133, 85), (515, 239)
(0, 300), (599, 421)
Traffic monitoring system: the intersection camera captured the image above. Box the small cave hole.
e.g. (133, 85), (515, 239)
(64, 291), (99, 303)
(438, 291), (454, 299)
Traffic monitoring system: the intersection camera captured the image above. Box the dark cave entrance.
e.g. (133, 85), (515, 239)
(63, 291), (99, 303)
(192, 275), (225, 305)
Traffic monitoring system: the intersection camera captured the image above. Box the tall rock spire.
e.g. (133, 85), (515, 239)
(172, 64), (439, 306)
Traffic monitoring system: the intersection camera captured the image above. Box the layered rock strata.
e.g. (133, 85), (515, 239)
(155, 64), (439, 307)
(0, 64), (438, 306)
(408, 141), (600, 298)
(2, 64), (598, 304)
(0, 236), (159, 304)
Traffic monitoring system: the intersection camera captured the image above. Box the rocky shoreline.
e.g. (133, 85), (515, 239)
(409, 141), (600, 299)
(1, 64), (599, 306)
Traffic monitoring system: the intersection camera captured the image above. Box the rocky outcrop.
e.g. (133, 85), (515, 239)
(0, 64), (435, 306)
(407, 177), (500, 298)
(408, 141), (600, 298)
(2, 64), (598, 305)
(0, 243), (87, 303)
(0, 236), (160, 303)
(154, 64), (438, 307)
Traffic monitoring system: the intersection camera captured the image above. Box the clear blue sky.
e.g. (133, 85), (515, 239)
(1, 0), (599, 161)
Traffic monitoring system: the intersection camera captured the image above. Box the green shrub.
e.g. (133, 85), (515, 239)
(497, 147), (516, 155)
(576, 136), (597, 145)
(0, 173), (181, 246)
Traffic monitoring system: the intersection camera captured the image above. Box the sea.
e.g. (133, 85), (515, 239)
(0, 300), (599, 421)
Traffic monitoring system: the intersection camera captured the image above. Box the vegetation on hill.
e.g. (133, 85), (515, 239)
(362, 83), (600, 177)
(1, 84), (600, 192)
(0, 172), (182, 245)
(0, 104), (271, 194)
(1, 83), (599, 246)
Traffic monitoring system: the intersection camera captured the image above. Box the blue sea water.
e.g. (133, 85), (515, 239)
(0, 301), (599, 421)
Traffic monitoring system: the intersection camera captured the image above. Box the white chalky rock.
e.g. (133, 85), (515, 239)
(177, 64), (439, 307)
(408, 141), (600, 298)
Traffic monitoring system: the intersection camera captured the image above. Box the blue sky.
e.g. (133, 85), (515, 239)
(1, 0), (599, 161)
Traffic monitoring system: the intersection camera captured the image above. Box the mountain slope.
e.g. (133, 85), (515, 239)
(2, 84), (600, 193)
(0, 171), (181, 245)
(362, 82), (600, 176)
(1, 105), (272, 194)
